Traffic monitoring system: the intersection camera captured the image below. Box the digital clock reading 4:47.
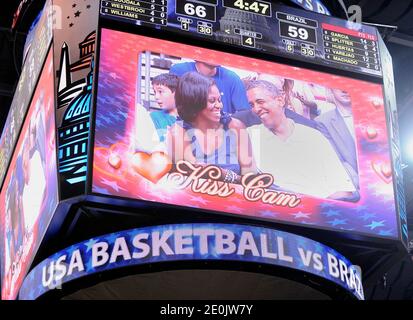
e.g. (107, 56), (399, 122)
(223, 0), (272, 17)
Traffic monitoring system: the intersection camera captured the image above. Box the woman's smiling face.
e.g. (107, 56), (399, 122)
(197, 85), (223, 124)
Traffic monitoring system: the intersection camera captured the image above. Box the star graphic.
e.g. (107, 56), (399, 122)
(259, 210), (278, 217)
(69, 23), (74, 27)
(74, 10), (81, 17)
(378, 229), (394, 236)
(127, 230), (140, 239)
(321, 209), (341, 218)
(86, 260), (95, 272)
(292, 212), (310, 219)
(328, 219), (347, 227)
(93, 185), (110, 195)
(72, 4), (77, 8)
(355, 205), (368, 212)
(155, 193), (171, 202)
(320, 202), (333, 209)
(105, 233), (120, 244)
(226, 205), (243, 213)
(66, 245), (79, 256)
(100, 178), (125, 192)
(365, 220), (385, 230)
(84, 238), (98, 252)
(359, 212), (376, 221)
(189, 196), (209, 205)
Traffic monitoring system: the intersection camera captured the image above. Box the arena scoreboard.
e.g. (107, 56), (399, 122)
(99, 0), (382, 77)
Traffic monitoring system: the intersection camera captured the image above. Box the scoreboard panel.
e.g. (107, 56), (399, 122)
(99, 0), (382, 78)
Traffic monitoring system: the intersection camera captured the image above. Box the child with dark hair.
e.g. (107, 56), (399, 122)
(150, 73), (180, 142)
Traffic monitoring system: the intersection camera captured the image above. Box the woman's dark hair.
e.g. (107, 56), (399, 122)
(175, 71), (216, 123)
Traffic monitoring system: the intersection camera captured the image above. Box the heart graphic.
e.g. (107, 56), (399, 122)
(381, 163), (392, 178)
(372, 100), (382, 109)
(366, 126), (378, 139)
(94, 143), (130, 180)
(108, 153), (122, 169)
(131, 151), (172, 184)
(371, 160), (392, 184)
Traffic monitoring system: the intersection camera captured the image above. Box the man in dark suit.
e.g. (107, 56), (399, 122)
(315, 88), (359, 189)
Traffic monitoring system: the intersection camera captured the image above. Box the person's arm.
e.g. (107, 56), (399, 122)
(316, 132), (357, 200)
(229, 119), (257, 175)
(168, 123), (245, 184)
(135, 104), (160, 152)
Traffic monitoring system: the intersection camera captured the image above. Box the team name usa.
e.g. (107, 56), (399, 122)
(168, 161), (301, 208)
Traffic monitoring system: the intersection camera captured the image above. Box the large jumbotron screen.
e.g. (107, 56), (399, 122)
(92, 28), (398, 239)
(0, 49), (58, 300)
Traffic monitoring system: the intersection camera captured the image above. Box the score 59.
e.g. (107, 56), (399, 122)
(279, 21), (317, 44)
(176, 0), (217, 22)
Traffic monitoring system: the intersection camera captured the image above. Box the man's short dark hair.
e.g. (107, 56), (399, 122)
(175, 72), (216, 123)
(152, 73), (179, 92)
(244, 79), (283, 98)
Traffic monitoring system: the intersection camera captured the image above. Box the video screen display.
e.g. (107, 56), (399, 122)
(0, 0), (53, 188)
(93, 28), (398, 239)
(0, 49), (58, 300)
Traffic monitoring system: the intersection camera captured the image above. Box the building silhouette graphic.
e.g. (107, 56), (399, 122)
(56, 32), (95, 194)
(215, 9), (273, 49)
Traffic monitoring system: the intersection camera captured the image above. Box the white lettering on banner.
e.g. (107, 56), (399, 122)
(313, 253), (323, 271)
(55, 255), (67, 283)
(215, 229), (237, 254)
(92, 242), (110, 268)
(109, 237), (132, 263)
(175, 229), (194, 255)
(316, 2), (327, 14)
(260, 234), (277, 259)
(67, 250), (84, 276)
(327, 253), (363, 297)
(152, 230), (174, 256)
(298, 248), (324, 271)
(37, 228), (363, 299)
(298, 248), (312, 266)
(277, 237), (293, 263)
(42, 264), (53, 288)
(132, 233), (150, 258)
(339, 259), (350, 284)
(237, 231), (260, 256)
(293, 0), (330, 14)
(193, 228), (215, 254)
(328, 253), (340, 278)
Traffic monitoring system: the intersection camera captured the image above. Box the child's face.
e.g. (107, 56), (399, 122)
(153, 84), (175, 112)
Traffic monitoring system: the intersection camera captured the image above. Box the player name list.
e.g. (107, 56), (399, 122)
(100, 0), (168, 25)
(322, 23), (381, 73)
